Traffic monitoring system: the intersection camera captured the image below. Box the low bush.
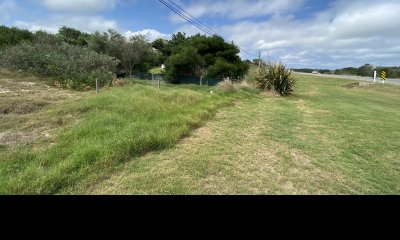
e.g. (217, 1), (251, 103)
(0, 41), (119, 90)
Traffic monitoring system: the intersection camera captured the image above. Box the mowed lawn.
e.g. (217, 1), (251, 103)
(88, 74), (400, 194)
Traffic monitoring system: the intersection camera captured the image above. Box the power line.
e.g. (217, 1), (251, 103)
(239, 47), (258, 58)
(167, 0), (220, 36)
(159, 0), (260, 59)
(167, 0), (258, 58)
(159, 0), (214, 36)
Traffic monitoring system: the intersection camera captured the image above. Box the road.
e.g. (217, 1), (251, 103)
(294, 72), (400, 85)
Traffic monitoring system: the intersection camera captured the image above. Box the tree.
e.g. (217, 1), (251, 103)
(33, 30), (59, 45)
(165, 34), (249, 83)
(152, 38), (171, 63)
(0, 25), (33, 48)
(170, 32), (186, 47)
(165, 46), (203, 83)
(88, 31), (109, 54)
(358, 64), (374, 77)
(57, 26), (90, 46)
(121, 35), (151, 76)
(89, 29), (153, 76)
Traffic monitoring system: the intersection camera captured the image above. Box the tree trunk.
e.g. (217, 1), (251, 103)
(200, 76), (203, 86)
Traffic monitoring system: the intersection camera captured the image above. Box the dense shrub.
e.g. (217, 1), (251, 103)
(253, 62), (296, 96)
(0, 25), (33, 48)
(0, 41), (119, 89)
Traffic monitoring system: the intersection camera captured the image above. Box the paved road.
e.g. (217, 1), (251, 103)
(294, 72), (400, 86)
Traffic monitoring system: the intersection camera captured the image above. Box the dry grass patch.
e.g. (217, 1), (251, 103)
(0, 69), (86, 150)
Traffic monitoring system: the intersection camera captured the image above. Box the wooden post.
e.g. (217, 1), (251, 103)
(96, 78), (99, 96)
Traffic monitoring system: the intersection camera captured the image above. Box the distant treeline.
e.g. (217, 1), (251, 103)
(293, 64), (400, 78)
(293, 68), (333, 74)
(334, 64), (400, 78)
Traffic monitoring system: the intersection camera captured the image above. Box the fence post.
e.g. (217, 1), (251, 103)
(96, 78), (99, 96)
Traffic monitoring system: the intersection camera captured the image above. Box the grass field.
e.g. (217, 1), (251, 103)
(88, 74), (400, 194)
(1, 69), (399, 194)
(0, 70), (253, 194)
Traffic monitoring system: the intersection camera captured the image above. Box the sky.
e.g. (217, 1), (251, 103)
(1, 0), (399, 69)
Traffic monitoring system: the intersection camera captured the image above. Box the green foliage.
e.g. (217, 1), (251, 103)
(253, 62), (296, 96)
(57, 26), (90, 46)
(334, 64), (400, 78)
(375, 66), (400, 78)
(33, 30), (60, 45)
(334, 67), (359, 75)
(254, 66), (271, 90)
(170, 32), (187, 46)
(152, 38), (171, 64)
(165, 34), (249, 83)
(165, 46), (203, 82)
(0, 41), (119, 89)
(357, 64), (374, 77)
(208, 58), (238, 78)
(0, 25), (33, 48)
(88, 29), (153, 75)
(88, 31), (109, 54)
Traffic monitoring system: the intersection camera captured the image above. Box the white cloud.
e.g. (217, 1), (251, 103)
(0, 0), (17, 20)
(176, 0), (400, 68)
(39, 0), (117, 13)
(14, 16), (118, 33)
(14, 21), (59, 33)
(125, 29), (171, 42)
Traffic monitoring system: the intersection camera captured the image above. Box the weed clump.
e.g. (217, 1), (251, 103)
(215, 78), (256, 92)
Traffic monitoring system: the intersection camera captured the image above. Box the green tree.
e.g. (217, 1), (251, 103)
(88, 31), (109, 54)
(121, 35), (152, 76)
(165, 34), (249, 83)
(89, 29), (154, 76)
(33, 30), (59, 45)
(358, 64), (374, 77)
(152, 38), (171, 63)
(165, 46), (203, 83)
(170, 32), (186, 47)
(0, 25), (33, 48)
(57, 26), (90, 46)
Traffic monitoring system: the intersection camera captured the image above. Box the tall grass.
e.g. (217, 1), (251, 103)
(0, 83), (245, 194)
(215, 78), (257, 92)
